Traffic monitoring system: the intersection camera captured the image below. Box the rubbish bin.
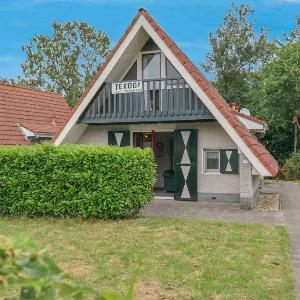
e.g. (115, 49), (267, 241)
(163, 169), (175, 193)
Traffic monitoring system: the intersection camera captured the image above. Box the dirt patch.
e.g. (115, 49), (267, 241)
(255, 192), (281, 211)
(134, 281), (189, 300)
(59, 261), (95, 277)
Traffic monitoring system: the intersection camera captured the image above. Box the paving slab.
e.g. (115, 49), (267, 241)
(280, 181), (300, 299)
(142, 197), (284, 225)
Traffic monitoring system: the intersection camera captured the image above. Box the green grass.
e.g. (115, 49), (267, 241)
(0, 217), (295, 299)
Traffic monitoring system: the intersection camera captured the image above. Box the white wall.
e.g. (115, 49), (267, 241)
(75, 122), (240, 195)
(76, 125), (108, 144)
(197, 122), (240, 194)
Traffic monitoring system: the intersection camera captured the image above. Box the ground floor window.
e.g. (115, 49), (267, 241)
(204, 150), (220, 173)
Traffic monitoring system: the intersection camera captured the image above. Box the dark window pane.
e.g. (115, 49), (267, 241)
(141, 38), (160, 51)
(206, 151), (219, 171)
(166, 59), (181, 79)
(124, 61), (137, 81)
(142, 53), (161, 79)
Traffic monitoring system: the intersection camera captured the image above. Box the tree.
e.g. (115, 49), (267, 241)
(22, 22), (110, 107)
(201, 4), (276, 106)
(250, 41), (300, 162)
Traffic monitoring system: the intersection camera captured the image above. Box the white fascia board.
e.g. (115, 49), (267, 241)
(140, 16), (271, 176)
(54, 17), (145, 145)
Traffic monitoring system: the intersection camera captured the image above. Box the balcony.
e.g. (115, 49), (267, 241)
(80, 78), (215, 124)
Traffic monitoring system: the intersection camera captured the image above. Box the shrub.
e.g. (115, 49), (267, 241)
(0, 145), (156, 219)
(0, 234), (137, 299)
(283, 152), (300, 180)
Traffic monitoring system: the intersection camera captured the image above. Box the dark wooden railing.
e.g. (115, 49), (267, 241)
(80, 78), (214, 124)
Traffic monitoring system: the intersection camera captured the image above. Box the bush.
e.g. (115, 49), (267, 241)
(0, 145), (156, 219)
(0, 234), (137, 299)
(283, 152), (300, 180)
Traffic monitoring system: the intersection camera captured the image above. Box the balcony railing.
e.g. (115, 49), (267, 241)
(80, 78), (214, 124)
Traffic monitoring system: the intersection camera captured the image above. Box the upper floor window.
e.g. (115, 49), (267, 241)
(142, 53), (161, 80)
(123, 61), (137, 81)
(166, 59), (181, 79)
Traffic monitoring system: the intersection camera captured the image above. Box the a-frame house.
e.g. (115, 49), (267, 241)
(54, 8), (278, 209)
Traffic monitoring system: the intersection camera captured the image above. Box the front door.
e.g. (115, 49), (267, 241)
(174, 129), (197, 201)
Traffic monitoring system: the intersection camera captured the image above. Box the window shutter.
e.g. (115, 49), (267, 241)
(220, 149), (239, 174)
(108, 131), (130, 146)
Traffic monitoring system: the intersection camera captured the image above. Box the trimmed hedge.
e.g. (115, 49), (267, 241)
(284, 152), (300, 181)
(0, 144), (156, 219)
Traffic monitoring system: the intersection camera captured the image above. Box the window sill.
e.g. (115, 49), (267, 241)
(203, 171), (221, 175)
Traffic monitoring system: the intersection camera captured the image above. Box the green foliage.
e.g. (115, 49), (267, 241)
(248, 41), (300, 163)
(21, 22), (110, 107)
(0, 145), (155, 219)
(284, 152), (300, 181)
(0, 234), (137, 299)
(201, 3), (276, 106)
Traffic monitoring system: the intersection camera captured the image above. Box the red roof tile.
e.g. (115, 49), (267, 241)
(0, 83), (71, 145)
(53, 8), (278, 176)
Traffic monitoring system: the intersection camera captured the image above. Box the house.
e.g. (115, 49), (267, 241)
(0, 83), (70, 144)
(53, 8), (278, 209)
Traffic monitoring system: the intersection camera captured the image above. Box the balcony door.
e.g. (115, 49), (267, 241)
(142, 53), (161, 112)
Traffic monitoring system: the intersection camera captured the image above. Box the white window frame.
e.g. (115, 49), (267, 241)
(203, 149), (221, 174)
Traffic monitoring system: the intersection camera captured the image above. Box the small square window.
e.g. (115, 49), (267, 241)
(204, 150), (220, 173)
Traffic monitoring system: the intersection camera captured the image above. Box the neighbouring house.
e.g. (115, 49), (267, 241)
(54, 8), (278, 209)
(0, 83), (70, 144)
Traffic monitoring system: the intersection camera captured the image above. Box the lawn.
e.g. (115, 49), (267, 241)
(0, 217), (295, 299)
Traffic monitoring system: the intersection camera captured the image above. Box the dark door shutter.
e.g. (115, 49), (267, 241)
(108, 131), (130, 146)
(220, 149), (239, 174)
(174, 129), (197, 201)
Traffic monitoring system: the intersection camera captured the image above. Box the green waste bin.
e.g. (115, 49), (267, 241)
(163, 169), (175, 193)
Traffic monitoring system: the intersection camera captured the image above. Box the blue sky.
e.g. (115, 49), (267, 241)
(0, 0), (299, 80)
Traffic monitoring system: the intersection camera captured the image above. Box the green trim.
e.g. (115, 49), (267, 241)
(174, 129), (198, 201)
(108, 131), (130, 146)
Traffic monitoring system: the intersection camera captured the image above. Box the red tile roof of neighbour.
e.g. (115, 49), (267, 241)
(53, 8), (278, 176)
(0, 83), (71, 145)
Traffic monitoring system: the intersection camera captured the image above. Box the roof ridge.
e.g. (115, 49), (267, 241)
(0, 82), (63, 97)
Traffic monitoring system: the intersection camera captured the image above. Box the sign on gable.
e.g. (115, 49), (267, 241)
(111, 80), (143, 94)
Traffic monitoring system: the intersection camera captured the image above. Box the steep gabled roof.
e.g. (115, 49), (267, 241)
(53, 8), (278, 177)
(0, 83), (70, 144)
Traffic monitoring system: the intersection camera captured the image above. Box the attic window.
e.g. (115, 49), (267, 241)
(141, 38), (160, 52)
(166, 59), (181, 79)
(142, 53), (161, 80)
(123, 61), (137, 81)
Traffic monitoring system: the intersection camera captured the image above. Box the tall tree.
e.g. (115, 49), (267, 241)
(22, 22), (110, 107)
(201, 4), (276, 106)
(249, 41), (300, 162)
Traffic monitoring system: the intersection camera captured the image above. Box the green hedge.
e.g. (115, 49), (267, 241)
(284, 152), (300, 181)
(0, 145), (156, 219)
